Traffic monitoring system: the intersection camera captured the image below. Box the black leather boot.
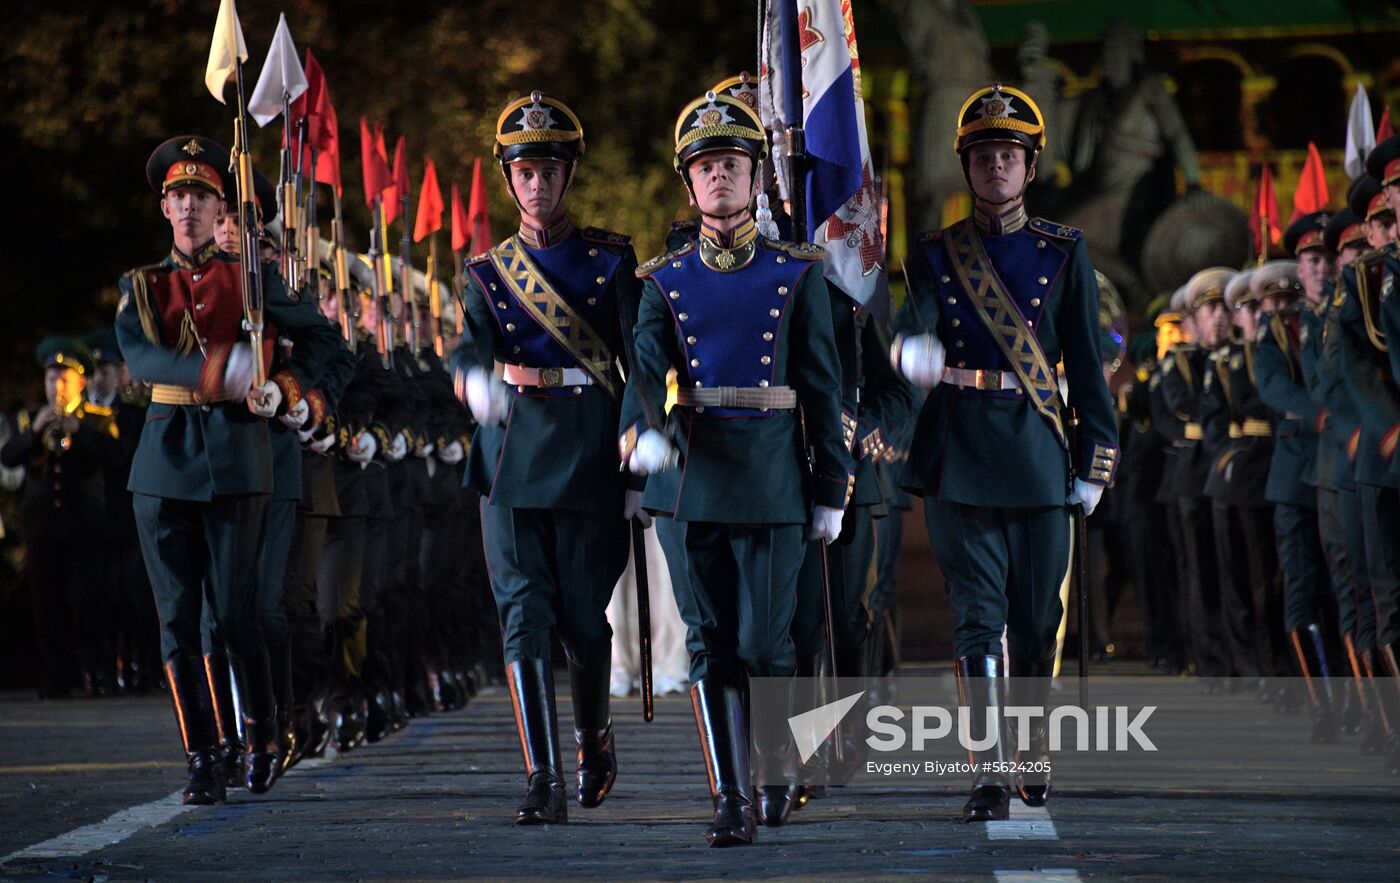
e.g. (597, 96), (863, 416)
(268, 638), (298, 775)
(1289, 625), (1340, 743)
(166, 655), (226, 806)
(691, 679), (756, 847)
(507, 659), (567, 824)
(203, 651), (243, 788)
(229, 648), (280, 794)
(752, 677), (796, 827)
(955, 655), (1011, 822)
(792, 653), (828, 807)
(1008, 657), (1053, 807)
(1379, 645), (1400, 776)
(1359, 649), (1393, 755)
(569, 661), (617, 808)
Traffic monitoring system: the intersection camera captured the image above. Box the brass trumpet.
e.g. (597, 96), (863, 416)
(41, 393), (78, 452)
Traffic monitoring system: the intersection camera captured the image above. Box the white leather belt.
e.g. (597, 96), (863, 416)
(497, 362), (594, 389)
(942, 366), (1021, 392)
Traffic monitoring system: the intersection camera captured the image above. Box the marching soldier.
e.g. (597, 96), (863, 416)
(115, 135), (343, 803)
(1254, 225), (1343, 739)
(1, 339), (118, 699)
(620, 89), (851, 845)
(890, 84), (1117, 821)
(452, 92), (638, 824)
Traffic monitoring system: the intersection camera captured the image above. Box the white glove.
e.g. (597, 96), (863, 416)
(279, 397), (309, 429)
(809, 505), (845, 545)
(223, 342), (255, 400)
(309, 432), (337, 454)
(627, 429), (678, 475)
(898, 333), (945, 389)
(623, 489), (652, 527)
(459, 366), (510, 427)
(298, 428), (315, 444)
(1067, 478), (1105, 517)
(246, 380), (282, 418)
(348, 430), (377, 464)
(385, 432), (409, 462)
(416, 441), (434, 458)
(439, 440), (465, 465)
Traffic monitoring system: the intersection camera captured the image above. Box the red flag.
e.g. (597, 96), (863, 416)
(383, 136), (407, 224)
(1290, 142), (1329, 222)
(466, 156), (493, 253)
(287, 49), (340, 195)
(450, 181), (469, 253)
(359, 117), (391, 210)
(1379, 107), (1394, 143)
(414, 157), (444, 243)
(1249, 163), (1281, 259)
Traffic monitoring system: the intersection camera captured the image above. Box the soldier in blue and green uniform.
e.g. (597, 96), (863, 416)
(451, 92), (638, 825)
(620, 90), (851, 845)
(1253, 223), (1347, 738)
(115, 135), (344, 804)
(891, 84), (1117, 822)
(1, 339), (118, 699)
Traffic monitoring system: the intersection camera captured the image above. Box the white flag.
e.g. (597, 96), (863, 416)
(1344, 84), (1375, 181)
(204, 0), (248, 105)
(248, 14), (308, 126)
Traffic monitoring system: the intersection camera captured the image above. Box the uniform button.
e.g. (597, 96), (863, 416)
(776, 256), (787, 264)
(695, 405), (705, 412)
(769, 308), (780, 318)
(596, 276), (606, 285)
(513, 345), (522, 354)
(760, 355), (771, 365)
(200, 336), (208, 345)
(588, 248), (599, 257)
(572, 386), (582, 395)
(762, 332), (773, 341)
(497, 301), (508, 309)
(672, 261), (683, 268)
(694, 380), (704, 388)
(686, 335), (697, 345)
(955, 340), (965, 348)
(691, 358), (700, 367)
(758, 379), (769, 388)
(505, 323), (516, 332)
(951, 318), (960, 327)
(1030, 297), (1041, 307)
(1027, 320), (1034, 328)
(1037, 239), (1047, 249)
(490, 283), (499, 291)
(777, 286), (788, 295)
(196, 303), (205, 311)
(1037, 276), (1048, 285)
(957, 360), (966, 368)
(53, 464), (61, 474)
(947, 297), (956, 305)
(940, 275), (950, 283)
(678, 312), (689, 322)
(201, 405), (211, 412)
(587, 297), (597, 306)
(192, 273), (202, 282)
(669, 290), (681, 300)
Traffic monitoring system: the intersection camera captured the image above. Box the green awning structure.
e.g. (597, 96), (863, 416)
(970, 0), (1398, 45)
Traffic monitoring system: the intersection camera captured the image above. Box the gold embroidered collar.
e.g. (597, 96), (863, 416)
(972, 202), (1028, 236)
(517, 216), (574, 249)
(698, 216), (758, 272)
(170, 240), (223, 269)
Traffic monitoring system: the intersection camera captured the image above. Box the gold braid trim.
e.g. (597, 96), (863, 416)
(127, 269), (162, 346)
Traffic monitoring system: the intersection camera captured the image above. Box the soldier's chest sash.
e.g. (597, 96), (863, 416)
(469, 234), (621, 384)
(146, 259), (246, 355)
(1355, 252), (1391, 353)
(651, 247), (808, 406)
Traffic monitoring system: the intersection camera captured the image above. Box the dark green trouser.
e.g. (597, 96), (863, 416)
(479, 501), (628, 669)
(924, 501), (1069, 664)
(792, 505), (875, 677)
(656, 518), (806, 685)
(133, 492), (268, 664)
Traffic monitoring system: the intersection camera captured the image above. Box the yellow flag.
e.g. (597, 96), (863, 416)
(205, 0), (248, 104)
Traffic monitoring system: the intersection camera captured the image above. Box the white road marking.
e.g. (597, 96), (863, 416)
(1, 792), (192, 863)
(986, 805), (1059, 840)
(993, 871), (1083, 882)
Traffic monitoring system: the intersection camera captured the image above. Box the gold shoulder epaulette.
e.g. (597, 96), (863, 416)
(1029, 217), (1083, 240)
(763, 239), (825, 260)
(84, 402), (113, 418)
(580, 227), (631, 246)
(636, 242), (695, 278)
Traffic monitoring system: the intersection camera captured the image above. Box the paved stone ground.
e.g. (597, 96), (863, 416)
(1, 667), (1397, 881)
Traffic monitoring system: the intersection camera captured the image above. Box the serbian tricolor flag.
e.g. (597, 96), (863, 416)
(760, 0), (882, 304)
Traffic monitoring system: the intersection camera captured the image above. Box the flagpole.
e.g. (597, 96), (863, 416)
(428, 231), (444, 358)
(279, 92), (302, 291)
(452, 245), (465, 337)
(778, 0), (807, 244)
(331, 191), (355, 348)
(304, 144), (318, 292)
(232, 56), (267, 387)
(399, 185), (417, 356)
(370, 198), (394, 369)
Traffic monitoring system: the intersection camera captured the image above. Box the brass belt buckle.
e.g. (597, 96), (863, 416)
(539, 367), (564, 388)
(974, 369), (1000, 391)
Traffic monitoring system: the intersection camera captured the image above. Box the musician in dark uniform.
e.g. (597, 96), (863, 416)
(620, 90), (851, 845)
(452, 92), (638, 824)
(891, 84), (1117, 822)
(115, 135), (343, 803)
(1, 339), (118, 699)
